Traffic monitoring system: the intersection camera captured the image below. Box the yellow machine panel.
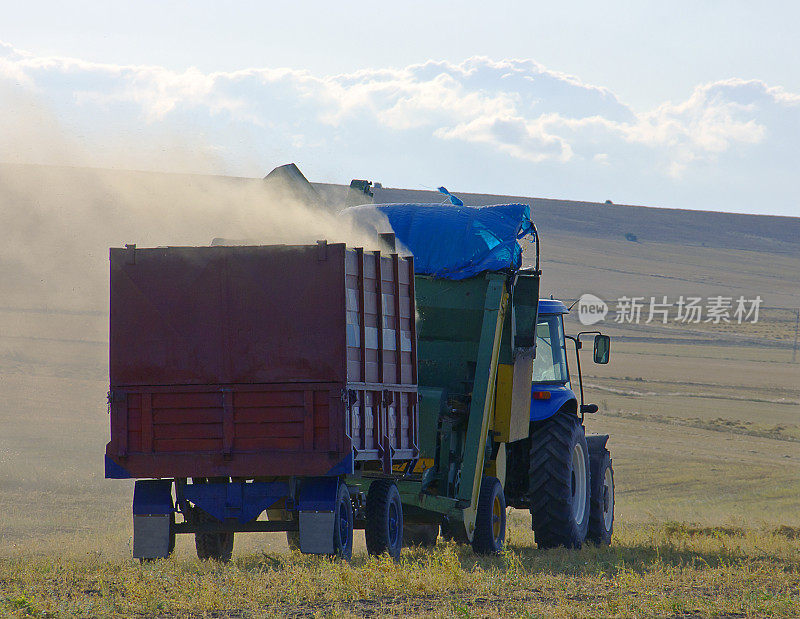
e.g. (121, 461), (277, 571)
(493, 353), (534, 443)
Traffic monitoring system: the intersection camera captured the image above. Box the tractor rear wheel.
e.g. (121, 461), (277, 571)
(586, 441), (614, 546)
(192, 507), (234, 562)
(529, 412), (591, 549)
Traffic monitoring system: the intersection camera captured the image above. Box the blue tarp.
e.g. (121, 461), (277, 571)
(345, 203), (535, 280)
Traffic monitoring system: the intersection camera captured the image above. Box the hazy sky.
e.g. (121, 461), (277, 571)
(1, 1), (799, 216)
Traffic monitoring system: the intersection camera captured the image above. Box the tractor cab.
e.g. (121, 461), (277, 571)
(531, 299), (611, 422)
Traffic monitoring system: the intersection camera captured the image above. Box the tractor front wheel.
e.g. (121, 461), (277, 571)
(587, 439), (614, 546)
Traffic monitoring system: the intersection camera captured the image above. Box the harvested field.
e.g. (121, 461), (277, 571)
(2, 168), (800, 616)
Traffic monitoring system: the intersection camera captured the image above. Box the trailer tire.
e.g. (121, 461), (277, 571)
(471, 476), (506, 554)
(529, 412), (591, 549)
(403, 524), (439, 547)
(192, 507), (234, 562)
(587, 446), (614, 546)
(365, 479), (403, 560)
(332, 482), (354, 561)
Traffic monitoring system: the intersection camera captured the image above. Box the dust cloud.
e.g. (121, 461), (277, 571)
(0, 89), (381, 314)
(0, 91), (394, 552)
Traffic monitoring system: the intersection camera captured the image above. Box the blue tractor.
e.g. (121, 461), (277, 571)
(505, 298), (615, 548)
(339, 177), (617, 550)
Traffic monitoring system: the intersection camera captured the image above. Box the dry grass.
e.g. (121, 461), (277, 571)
(3, 522), (800, 617)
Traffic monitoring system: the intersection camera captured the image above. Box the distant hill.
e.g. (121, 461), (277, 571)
(0, 163), (797, 312)
(363, 186), (800, 256)
(313, 181), (800, 311)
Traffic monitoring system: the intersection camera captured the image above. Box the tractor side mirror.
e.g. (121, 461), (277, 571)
(593, 335), (611, 364)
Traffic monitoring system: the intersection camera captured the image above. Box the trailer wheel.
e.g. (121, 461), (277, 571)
(403, 524), (439, 547)
(587, 445), (614, 546)
(332, 482), (354, 561)
(365, 479), (403, 560)
(192, 507), (234, 562)
(471, 476), (506, 554)
(529, 412), (591, 549)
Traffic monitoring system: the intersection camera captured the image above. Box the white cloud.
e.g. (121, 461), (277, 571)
(0, 41), (798, 213)
(436, 114), (573, 163)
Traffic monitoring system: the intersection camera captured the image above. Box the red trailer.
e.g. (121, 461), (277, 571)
(106, 241), (418, 560)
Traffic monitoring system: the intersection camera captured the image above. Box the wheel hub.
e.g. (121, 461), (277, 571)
(388, 502), (400, 547)
(602, 466), (614, 530)
(492, 494), (502, 542)
(339, 506), (350, 542)
(570, 442), (587, 526)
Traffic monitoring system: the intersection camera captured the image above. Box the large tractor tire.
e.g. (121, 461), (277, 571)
(529, 412), (591, 549)
(403, 524), (439, 547)
(471, 476), (507, 555)
(586, 437), (615, 546)
(365, 479), (403, 560)
(192, 507), (234, 562)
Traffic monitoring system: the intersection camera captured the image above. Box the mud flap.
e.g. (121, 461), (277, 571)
(297, 477), (339, 554)
(133, 515), (172, 559)
(132, 479), (173, 560)
(299, 512), (336, 554)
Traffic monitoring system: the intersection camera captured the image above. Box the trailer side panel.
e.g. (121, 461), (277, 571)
(106, 243), (418, 479)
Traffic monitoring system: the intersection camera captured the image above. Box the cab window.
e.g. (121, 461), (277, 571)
(532, 314), (568, 383)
